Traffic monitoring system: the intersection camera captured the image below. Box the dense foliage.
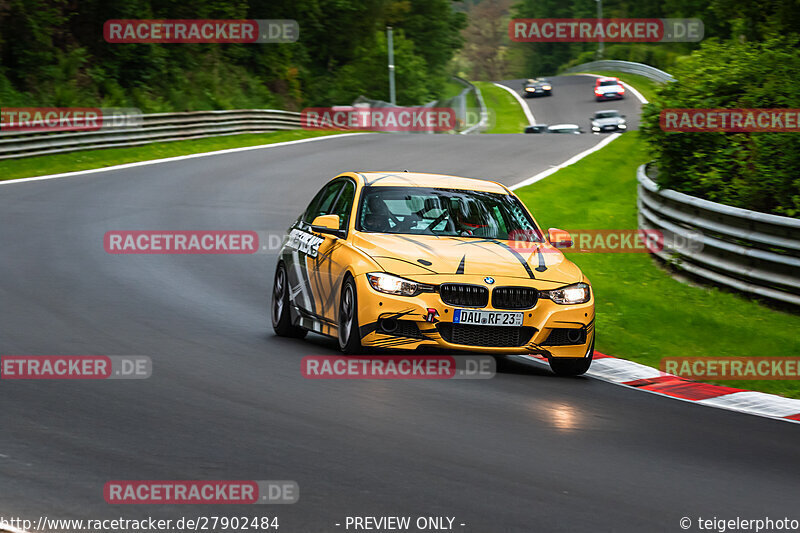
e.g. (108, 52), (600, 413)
(640, 36), (800, 217)
(510, 0), (800, 75)
(0, 0), (466, 111)
(504, 0), (800, 216)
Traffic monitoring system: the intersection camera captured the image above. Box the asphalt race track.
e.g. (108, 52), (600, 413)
(1, 76), (798, 533)
(499, 75), (643, 131)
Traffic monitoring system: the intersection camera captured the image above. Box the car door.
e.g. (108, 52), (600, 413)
(285, 180), (344, 321)
(307, 179), (356, 324)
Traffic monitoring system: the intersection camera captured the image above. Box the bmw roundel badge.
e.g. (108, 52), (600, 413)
(484, 276), (495, 284)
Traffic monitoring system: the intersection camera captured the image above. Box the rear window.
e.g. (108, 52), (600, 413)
(599, 80), (620, 86)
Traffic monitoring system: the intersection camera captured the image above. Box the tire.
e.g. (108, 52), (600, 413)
(271, 263), (307, 338)
(338, 276), (362, 354)
(548, 341), (594, 377)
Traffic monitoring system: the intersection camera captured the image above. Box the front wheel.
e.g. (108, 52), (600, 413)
(338, 277), (362, 354)
(272, 263), (307, 338)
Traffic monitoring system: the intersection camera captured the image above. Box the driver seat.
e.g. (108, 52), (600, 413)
(362, 195), (392, 232)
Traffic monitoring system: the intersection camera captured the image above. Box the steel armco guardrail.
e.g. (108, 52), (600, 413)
(451, 76), (488, 134)
(354, 76), (487, 135)
(0, 109), (302, 160)
(564, 60), (675, 83)
(637, 163), (800, 307)
(0, 79), (488, 159)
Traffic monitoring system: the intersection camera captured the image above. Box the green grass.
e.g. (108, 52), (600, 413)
(515, 132), (800, 399)
(441, 78), (469, 101)
(567, 70), (663, 103)
(472, 81), (529, 134)
(0, 130), (344, 181)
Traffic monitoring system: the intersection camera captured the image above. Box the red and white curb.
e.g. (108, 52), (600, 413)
(514, 352), (800, 424)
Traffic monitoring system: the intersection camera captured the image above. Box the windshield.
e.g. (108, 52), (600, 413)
(357, 186), (542, 240)
(595, 112), (620, 118)
(599, 80), (620, 86)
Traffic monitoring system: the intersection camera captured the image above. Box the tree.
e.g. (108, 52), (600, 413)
(460, 0), (513, 81)
(641, 35), (800, 217)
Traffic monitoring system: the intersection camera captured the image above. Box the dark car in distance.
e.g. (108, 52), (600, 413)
(523, 78), (552, 97)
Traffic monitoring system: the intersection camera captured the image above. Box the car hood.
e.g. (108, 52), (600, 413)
(351, 232), (582, 284)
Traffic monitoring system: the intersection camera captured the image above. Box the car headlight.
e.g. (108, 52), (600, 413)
(366, 272), (432, 297)
(525, 87), (535, 92)
(542, 282), (591, 304)
(542, 85), (552, 90)
(618, 124), (627, 129)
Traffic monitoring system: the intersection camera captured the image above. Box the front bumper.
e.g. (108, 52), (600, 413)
(353, 274), (594, 357)
(524, 89), (551, 97)
(595, 92), (623, 100)
(592, 124), (626, 132)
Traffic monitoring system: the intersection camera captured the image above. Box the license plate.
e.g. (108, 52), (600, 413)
(453, 309), (523, 327)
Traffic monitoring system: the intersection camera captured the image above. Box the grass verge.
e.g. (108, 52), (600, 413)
(0, 130), (344, 181)
(515, 131), (800, 399)
(567, 70), (663, 103)
(442, 78), (469, 100)
(472, 82), (529, 134)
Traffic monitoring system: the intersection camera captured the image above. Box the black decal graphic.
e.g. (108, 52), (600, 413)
(535, 247), (547, 272)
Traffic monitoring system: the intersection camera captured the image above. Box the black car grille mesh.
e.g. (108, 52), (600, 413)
(438, 324), (535, 348)
(394, 320), (423, 339)
(439, 284), (489, 307)
(491, 287), (538, 310)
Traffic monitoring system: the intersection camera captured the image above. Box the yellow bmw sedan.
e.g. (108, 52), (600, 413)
(272, 171), (595, 376)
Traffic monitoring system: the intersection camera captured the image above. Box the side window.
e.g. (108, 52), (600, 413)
(331, 181), (356, 230)
(301, 188), (326, 224)
(302, 181), (344, 224)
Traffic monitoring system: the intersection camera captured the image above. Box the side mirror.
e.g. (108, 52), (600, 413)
(311, 214), (345, 238)
(548, 228), (573, 248)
